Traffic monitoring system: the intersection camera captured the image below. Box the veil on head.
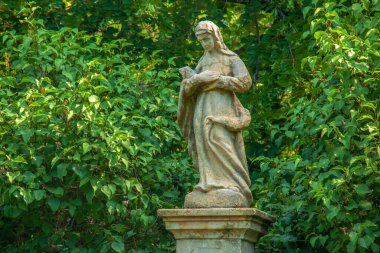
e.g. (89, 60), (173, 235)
(195, 20), (236, 56)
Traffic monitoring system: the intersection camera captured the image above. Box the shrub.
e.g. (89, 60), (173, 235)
(0, 20), (195, 252)
(251, 2), (380, 252)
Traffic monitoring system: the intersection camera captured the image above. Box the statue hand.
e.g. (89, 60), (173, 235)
(193, 70), (220, 84)
(202, 80), (219, 91)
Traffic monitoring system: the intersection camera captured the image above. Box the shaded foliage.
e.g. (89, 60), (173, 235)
(0, 10), (195, 252)
(0, 0), (379, 252)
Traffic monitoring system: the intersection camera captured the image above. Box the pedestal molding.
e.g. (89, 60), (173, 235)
(158, 208), (275, 253)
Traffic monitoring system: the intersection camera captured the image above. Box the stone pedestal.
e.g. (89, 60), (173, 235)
(157, 208), (274, 253)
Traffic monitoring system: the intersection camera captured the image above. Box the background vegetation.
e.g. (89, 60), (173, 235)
(0, 0), (379, 252)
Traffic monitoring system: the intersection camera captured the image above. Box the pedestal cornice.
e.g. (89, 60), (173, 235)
(158, 208), (275, 247)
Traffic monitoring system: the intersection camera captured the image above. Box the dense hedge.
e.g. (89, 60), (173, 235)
(0, 19), (197, 252)
(251, 1), (380, 252)
(0, 0), (379, 252)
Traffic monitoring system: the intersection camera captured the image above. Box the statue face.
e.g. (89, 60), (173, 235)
(197, 33), (214, 52)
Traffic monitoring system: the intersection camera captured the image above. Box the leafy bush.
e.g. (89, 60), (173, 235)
(1, 1), (379, 253)
(249, 1), (380, 252)
(0, 19), (195, 252)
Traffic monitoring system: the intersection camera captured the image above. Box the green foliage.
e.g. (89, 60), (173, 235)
(244, 1), (380, 252)
(0, 17), (196, 252)
(0, 0), (379, 252)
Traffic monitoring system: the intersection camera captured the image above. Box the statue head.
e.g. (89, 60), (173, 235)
(195, 20), (235, 56)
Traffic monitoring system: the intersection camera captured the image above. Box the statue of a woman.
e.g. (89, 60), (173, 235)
(178, 21), (253, 208)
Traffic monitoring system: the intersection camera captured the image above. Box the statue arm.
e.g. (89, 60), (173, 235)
(182, 77), (199, 96)
(206, 56), (252, 93)
(182, 60), (203, 96)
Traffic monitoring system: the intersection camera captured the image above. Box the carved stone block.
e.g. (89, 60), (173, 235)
(158, 208), (275, 253)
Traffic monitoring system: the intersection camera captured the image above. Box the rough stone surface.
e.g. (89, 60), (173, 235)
(177, 239), (253, 253)
(178, 20), (254, 207)
(158, 208), (275, 253)
(184, 188), (249, 208)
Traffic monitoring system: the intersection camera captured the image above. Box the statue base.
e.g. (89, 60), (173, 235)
(184, 189), (250, 208)
(157, 208), (275, 253)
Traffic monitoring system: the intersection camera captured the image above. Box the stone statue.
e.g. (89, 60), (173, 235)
(178, 20), (253, 208)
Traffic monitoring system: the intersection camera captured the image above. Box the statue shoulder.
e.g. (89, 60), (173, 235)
(197, 55), (206, 65)
(195, 55), (205, 73)
(228, 54), (241, 63)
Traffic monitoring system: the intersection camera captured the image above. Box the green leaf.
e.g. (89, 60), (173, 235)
(91, 74), (107, 81)
(85, 189), (95, 204)
(68, 205), (76, 217)
(135, 183), (143, 194)
(101, 184), (116, 199)
(73, 151), (81, 161)
(94, 85), (111, 94)
(371, 243), (380, 253)
(121, 158), (129, 169)
(359, 200), (372, 210)
(89, 95), (99, 103)
(358, 235), (374, 249)
(51, 156), (60, 167)
(47, 198), (60, 212)
(56, 163), (68, 180)
(33, 190), (45, 201)
(20, 76), (35, 84)
(83, 142), (91, 154)
(326, 206), (340, 221)
(310, 236), (318, 247)
(12, 156), (27, 164)
(111, 241), (124, 253)
(6, 171), (20, 183)
(3, 206), (22, 218)
(302, 31), (310, 39)
(156, 170), (164, 181)
(72, 166), (87, 179)
(349, 231), (358, 244)
(285, 131), (294, 138)
(140, 194), (149, 208)
(80, 176), (90, 187)
(111, 224), (126, 233)
(23, 171), (35, 184)
(302, 6), (312, 18)
(67, 110), (74, 121)
(347, 200), (358, 210)
(138, 128), (151, 137)
(20, 188), (33, 204)
(308, 56), (317, 71)
(356, 184), (371, 196)
(314, 31), (325, 40)
(360, 102), (377, 111)
(350, 156), (366, 165)
(19, 128), (34, 143)
(319, 235), (328, 246)
(168, 57), (176, 66)
(352, 3), (363, 16)
(347, 241), (356, 253)
(49, 187), (64, 196)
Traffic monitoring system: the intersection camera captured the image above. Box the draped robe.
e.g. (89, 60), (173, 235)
(178, 53), (253, 205)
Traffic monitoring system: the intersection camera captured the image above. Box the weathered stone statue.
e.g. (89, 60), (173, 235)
(158, 21), (274, 253)
(178, 20), (253, 208)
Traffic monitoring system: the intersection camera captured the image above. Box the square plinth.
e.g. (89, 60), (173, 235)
(157, 208), (274, 253)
